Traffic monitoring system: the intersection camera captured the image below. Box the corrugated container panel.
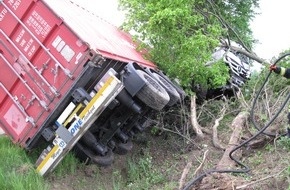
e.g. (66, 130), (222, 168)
(0, 0), (155, 146)
(43, 0), (155, 68)
(0, 0), (93, 144)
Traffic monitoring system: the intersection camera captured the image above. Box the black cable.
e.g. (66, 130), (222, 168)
(252, 52), (290, 137)
(183, 53), (290, 190)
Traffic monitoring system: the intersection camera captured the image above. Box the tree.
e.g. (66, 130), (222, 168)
(119, 0), (260, 91)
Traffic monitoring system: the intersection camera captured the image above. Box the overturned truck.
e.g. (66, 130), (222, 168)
(0, 0), (184, 175)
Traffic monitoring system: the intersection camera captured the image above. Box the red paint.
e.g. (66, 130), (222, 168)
(0, 0), (156, 146)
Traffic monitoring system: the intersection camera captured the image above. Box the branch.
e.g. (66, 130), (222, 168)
(191, 95), (204, 139)
(236, 167), (287, 189)
(228, 45), (266, 64)
(178, 156), (194, 190)
(216, 111), (249, 170)
(193, 149), (209, 177)
(206, 0), (252, 53)
(212, 106), (226, 150)
(178, 150), (208, 190)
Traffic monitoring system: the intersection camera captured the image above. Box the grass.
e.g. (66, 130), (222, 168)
(278, 136), (290, 150)
(125, 151), (167, 190)
(0, 136), (83, 190)
(0, 134), (177, 190)
(0, 136), (48, 190)
(51, 152), (80, 177)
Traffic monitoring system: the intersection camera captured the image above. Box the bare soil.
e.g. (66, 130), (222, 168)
(47, 126), (290, 190)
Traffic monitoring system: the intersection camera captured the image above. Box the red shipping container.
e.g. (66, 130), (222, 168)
(0, 0), (155, 146)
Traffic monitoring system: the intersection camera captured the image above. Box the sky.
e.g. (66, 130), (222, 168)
(69, 0), (290, 61)
(251, 0), (290, 60)
(69, 0), (125, 26)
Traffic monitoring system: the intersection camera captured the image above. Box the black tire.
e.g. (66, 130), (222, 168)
(91, 149), (114, 166)
(157, 71), (187, 100)
(73, 143), (114, 166)
(114, 140), (133, 155)
(152, 73), (180, 106)
(135, 70), (170, 110)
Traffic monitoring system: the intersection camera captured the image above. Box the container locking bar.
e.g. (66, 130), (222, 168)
(0, 53), (49, 111)
(0, 1), (73, 79)
(0, 82), (35, 126)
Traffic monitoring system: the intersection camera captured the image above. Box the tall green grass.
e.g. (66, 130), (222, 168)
(126, 152), (166, 190)
(0, 136), (48, 190)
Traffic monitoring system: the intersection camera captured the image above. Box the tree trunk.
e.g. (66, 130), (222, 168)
(216, 111), (249, 170)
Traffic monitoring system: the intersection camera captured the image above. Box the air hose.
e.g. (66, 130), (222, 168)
(183, 53), (290, 190)
(252, 52), (290, 137)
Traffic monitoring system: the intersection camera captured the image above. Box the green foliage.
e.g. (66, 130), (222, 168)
(51, 152), (80, 177)
(278, 136), (290, 150)
(126, 152), (165, 189)
(119, 0), (258, 92)
(0, 137), (48, 190)
(209, 0), (259, 48)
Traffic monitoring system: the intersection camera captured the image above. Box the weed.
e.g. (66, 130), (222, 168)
(51, 152), (80, 177)
(113, 170), (123, 190)
(126, 151), (166, 189)
(150, 126), (160, 136)
(278, 136), (290, 150)
(265, 144), (274, 152)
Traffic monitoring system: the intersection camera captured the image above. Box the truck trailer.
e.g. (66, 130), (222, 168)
(0, 0), (184, 175)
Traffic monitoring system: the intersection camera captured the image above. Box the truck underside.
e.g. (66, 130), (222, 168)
(0, 0), (185, 175)
(34, 59), (184, 175)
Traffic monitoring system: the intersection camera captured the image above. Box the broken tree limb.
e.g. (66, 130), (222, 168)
(236, 167), (286, 189)
(191, 95), (204, 139)
(193, 149), (209, 177)
(216, 111), (249, 170)
(178, 149), (209, 190)
(178, 157), (194, 190)
(212, 107), (226, 150)
(229, 45), (266, 64)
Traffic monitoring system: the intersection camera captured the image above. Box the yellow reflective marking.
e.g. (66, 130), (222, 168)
(281, 67), (286, 76)
(63, 104), (83, 127)
(79, 76), (114, 119)
(36, 145), (59, 172)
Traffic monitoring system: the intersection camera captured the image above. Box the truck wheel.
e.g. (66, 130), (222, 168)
(135, 70), (170, 110)
(91, 149), (114, 166)
(114, 140), (133, 155)
(152, 73), (180, 106)
(158, 71), (186, 100)
(73, 143), (114, 166)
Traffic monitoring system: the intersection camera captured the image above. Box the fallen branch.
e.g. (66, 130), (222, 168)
(228, 45), (266, 64)
(216, 111), (249, 170)
(191, 95), (204, 139)
(193, 149), (209, 177)
(236, 167), (286, 189)
(178, 149), (209, 190)
(212, 106), (226, 150)
(178, 158), (193, 190)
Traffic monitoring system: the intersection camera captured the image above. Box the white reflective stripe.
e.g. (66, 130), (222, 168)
(56, 102), (76, 127)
